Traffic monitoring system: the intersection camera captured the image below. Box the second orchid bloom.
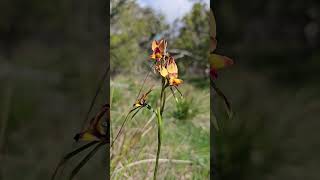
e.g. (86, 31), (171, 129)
(150, 40), (183, 86)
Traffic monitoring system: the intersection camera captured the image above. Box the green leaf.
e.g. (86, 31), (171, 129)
(211, 82), (233, 119)
(211, 112), (220, 131)
(69, 142), (105, 180)
(51, 141), (99, 180)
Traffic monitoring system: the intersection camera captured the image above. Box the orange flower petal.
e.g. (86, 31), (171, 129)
(158, 40), (167, 53)
(152, 40), (158, 51)
(169, 78), (183, 86)
(150, 53), (156, 59)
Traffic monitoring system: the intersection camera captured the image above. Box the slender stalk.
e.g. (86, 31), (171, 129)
(160, 78), (166, 115)
(160, 90), (166, 115)
(111, 106), (140, 148)
(154, 77), (166, 180)
(153, 108), (162, 180)
(210, 79), (220, 180)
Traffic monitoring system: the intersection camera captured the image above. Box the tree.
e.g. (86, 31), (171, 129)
(171, 2), (210, 77)
(110, 0), (169, 75)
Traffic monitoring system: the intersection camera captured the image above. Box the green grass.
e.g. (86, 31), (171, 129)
(110, 74), (210, 179)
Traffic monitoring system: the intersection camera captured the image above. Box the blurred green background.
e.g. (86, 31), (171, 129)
(0, 0), (108, 179)
(212, 0), (320, 180)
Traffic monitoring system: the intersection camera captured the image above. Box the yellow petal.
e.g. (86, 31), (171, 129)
(134, 103), (142, 107)
(209, 54), (233, 70)
(78, 132), (100, 141)
(167, 58), (178, 74)
(160, 66), (168, 77)
(155, 53), (162, 59)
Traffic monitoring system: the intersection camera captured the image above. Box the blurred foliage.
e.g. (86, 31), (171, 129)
(172, 97), (198, 120)
(110, 0), (169, 74)
(213, 0), (320, 86)
(0, 0), (107, 179)
(211, 0), (320, 180)
(110, 75), (210, 179)
(172, 3), (210, 77)
(110, 1), (210, 78)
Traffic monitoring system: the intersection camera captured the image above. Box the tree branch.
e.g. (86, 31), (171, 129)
(169, 49), (202, 60)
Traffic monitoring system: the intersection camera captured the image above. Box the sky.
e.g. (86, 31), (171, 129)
(137, 0), (209, 25)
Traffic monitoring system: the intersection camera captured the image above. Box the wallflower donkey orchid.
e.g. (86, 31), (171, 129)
(149, 39), (183, 179)
(111, 88), (154, 149)
(150, 39), (167, 60)
(52, 104), (109, 180)
(101, 39), (182, 180)
(159, 57), (183, 86)
(209, 9), (234, 129)
(134, 88), (152, 108)
(74, 104), (109, 142)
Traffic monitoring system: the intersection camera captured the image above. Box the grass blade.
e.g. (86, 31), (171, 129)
(111, 107), (141, 147)
(170, 87), (179, 103)
(51, 141), (99, 180)
(81, 67), (109, 130)
(211, 80), (233, 118)
(174, 86), (183, 97)
(69, 142), (106, 180)
(135, 69), (151, 101)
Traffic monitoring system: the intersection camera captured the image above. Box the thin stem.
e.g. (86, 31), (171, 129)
(153, 77), (167, 180)
(159, 78), (165, 107)
(153, 108), (162, 180)
(160, 90), (166, 115)
(210, 79), (221, 180)
(160, 78), (167, 115)
(170, 87), (179, 103)
(135, 70), (151, 101)
(81, 67), (109, 130)
(111, 106), (140, 148)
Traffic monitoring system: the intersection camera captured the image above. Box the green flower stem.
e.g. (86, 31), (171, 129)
(160, 90), (166, 115)
(154, 77), (166, 180)
(154, 108), (163, 180)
